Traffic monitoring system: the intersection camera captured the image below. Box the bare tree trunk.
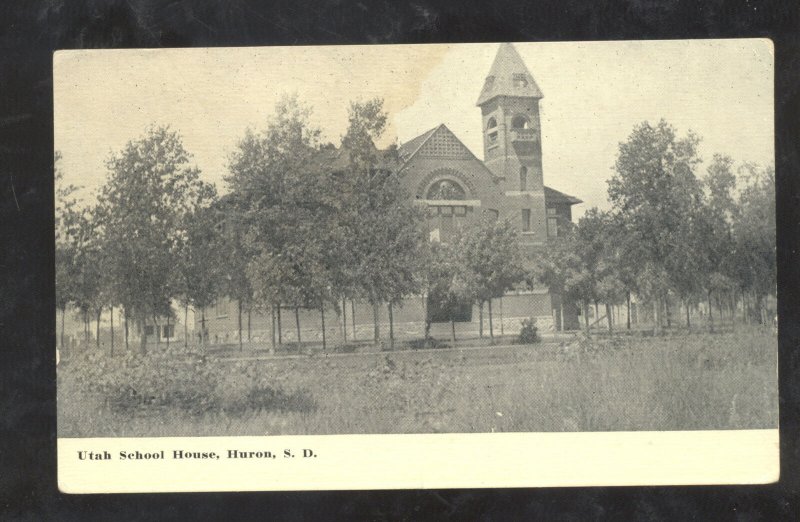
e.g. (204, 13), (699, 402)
(139, 317), (147, 354)
(294, 307), (301, 344)
(606, 302), (613, 332)
(95, 308), (101, 349)
(388, 302), (395, 350)
(238, 300), (243, 352)
(488, 299), (494, 341)
(594, 301), (599, 324)
(124, 310), (129, 351)
(653, 299), (661, 335)
(184, 303), (189, 349)
(478, 301), (484, 338)
(166, 314), (170, 349)
(341, 298), (347, 344)
(320, 305), (326, 352)
(351, 300), (357, 340)
(372, 302), (380, 345)
(685, 300), (691, 330)
(707, 290), (714, 333)
(626, 291), (631, 330)
(110, 306), (115, 356)
(60, 307), (66, 356)
(664, 298), (671, 329)
(559, 302), (564, 333)
(741, 287), (747, 324)
(499, 297), (504, 336)
(270, 306), (276, 355)
(422, 293), (429, 339)
(276, 305), (282, 345)
(583, 301), (591, 334)
(200, 307), (206, 350)
(154, 314), (161, 349)
(450, 317), (456, 346)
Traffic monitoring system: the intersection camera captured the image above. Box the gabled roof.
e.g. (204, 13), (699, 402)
(397, 124), (500, 179)
(397, 125), (440, 163)
(544, 185), (582, 206)
(476, 43), (543, 106)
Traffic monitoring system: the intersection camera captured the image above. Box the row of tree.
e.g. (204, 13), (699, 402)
(56, 103), (776, 355)
(535, 120), (776, 334)
(55, 96), (531, 355)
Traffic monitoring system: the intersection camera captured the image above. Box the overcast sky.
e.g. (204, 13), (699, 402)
(54, 40), (774, 217)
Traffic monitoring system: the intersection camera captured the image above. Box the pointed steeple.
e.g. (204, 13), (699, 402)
(476, 43), (543, 106)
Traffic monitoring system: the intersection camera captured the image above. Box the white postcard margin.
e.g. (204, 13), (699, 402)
(58, 429), (779, 493)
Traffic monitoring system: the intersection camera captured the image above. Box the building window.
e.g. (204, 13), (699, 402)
(162, 324), (175, 339)
(486, 116), (497, 130)
(427, 179), (466, 200)
(547, 217), (558, 237)
(513, 73), (529, 88)
(486, 209), (499, 220)
(488, 131), (498, 145)
(522, 209), (531, 232)
(454, 206), (467, 216)
(143, 325), (154, 337)
(519, 166), (528, 191)
(547, 207), (557, 215)
(511, 115), (529, 129)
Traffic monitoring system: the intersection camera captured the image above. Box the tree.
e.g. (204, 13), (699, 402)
(55, 152), (82, 354)
(175, 192), (220, 349)
(98, 126), (211, 354)
(337, 99), (428, 347)
(424, 239), (476, 346)
(608, 120), (702, 334)
(730, 163), (776, 324)
(462, 217), (527, 341)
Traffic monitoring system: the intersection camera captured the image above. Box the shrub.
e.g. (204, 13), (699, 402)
(517, 318), (540, 344)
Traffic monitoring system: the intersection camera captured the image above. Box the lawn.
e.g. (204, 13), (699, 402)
(57, 328), (778, 437)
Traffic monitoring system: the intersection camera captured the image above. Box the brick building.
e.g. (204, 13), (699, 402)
(198, 43), (582, 346)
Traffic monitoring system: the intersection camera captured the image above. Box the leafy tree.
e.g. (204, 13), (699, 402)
(462, 217), (527, 341)
(55, 151), (82, 354)
(337, 99), (427, 347)
(174, 189), (219, 349)
(608, 120), (702, 334)
(424, 238), (476, 346)
(97, 126), (210, 354)
(731, 163), (776, 323)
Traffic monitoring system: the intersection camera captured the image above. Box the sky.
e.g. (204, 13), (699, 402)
(54, 39), (774, 218)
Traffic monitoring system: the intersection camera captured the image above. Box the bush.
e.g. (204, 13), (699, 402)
(517, 318), (540, 344)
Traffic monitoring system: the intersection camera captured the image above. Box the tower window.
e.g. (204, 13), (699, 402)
(519, 166), (528, 192)
(486, 117), (497, 130)
(511, 115), (530, 129)
(513, 73), (529, 88)
(522, 209), (531, 232)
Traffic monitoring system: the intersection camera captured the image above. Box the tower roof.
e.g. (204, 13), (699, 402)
(476, 43), (543, 106)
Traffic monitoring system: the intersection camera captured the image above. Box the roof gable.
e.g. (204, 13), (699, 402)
(477, 43), (543, 106)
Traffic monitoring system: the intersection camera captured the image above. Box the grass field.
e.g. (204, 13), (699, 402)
(57, 328), (778, 437)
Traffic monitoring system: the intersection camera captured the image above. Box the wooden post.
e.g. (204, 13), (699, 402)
(277, 305), (283, 345)
(341, 298), (348, 343)
(124, 309), (129, 351)
(559, 303), (565, 333)
(238, 300), (243, 351)
(270, 306), (276, 355)
(372, 302), (380, 345)
(351, 300), (357, 340)
(184, 303), (189, 349)
(499, 298), (504, 336)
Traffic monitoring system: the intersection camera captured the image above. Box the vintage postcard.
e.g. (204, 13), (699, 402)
(55, 40), (778, 493)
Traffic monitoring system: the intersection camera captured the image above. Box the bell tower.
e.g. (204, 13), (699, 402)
(477, 43), (547, 243)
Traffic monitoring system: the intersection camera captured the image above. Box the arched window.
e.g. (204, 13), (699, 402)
(519, 166), (528, 192)
(427, 179), (466, 200)
(486, 117), (497, 130)
(511, 115), (529, 130)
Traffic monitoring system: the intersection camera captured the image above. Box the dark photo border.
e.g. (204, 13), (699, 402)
(1, 0), (798, 519)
